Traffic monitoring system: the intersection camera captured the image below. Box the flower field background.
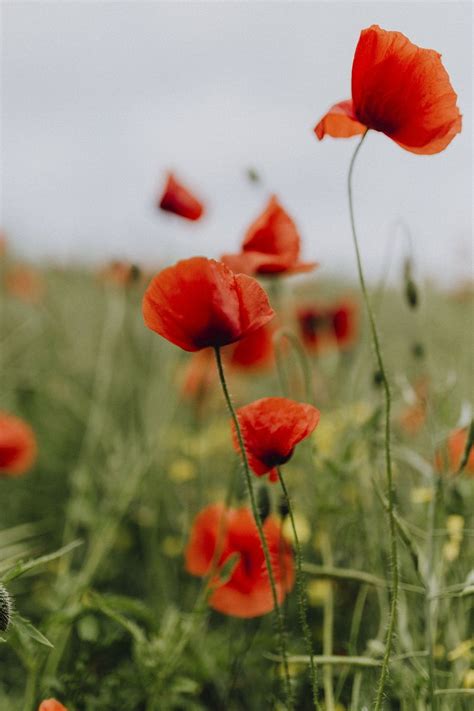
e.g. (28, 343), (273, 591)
(0, 254), (472, 709)
(1, 7), (473, 711)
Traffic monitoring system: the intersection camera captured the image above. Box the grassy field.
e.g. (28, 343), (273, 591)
(0, 261), (473, 710)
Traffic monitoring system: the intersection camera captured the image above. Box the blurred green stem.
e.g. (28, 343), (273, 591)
(214, 346), (294, 710)
(277, 467), (321, 710)
(320, 532), (335, 711)
(347, 130), (400, 710)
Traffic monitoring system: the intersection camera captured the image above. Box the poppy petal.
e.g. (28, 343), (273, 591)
(158, 173), (204, 221)
(314, 99), (367, 140)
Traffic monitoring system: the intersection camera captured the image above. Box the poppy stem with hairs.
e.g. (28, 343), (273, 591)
(277, 467), (322, 711)
(213, 346), (294, 710)
(347, 129), (399, 710)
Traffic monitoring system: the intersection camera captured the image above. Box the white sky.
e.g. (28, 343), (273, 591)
(1, 1), (472, 284)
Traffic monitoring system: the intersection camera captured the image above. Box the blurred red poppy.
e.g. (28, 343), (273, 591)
(435, 427), (474, 476)
(233, 397), (320, 482)
(38, 699), (68, 711)
(185, 503), (294, 617)
(225, 323), (275, 371)
(158, 173), (204, 221)
(0, 412), (37, 477)
(298, 300), (358, 352)
(143, 257), (274, 352)
(5, 266), (45, 304)
(222, 196), (316, 276)
(181, 349), (216, 399)
(315, 25), (461, 154)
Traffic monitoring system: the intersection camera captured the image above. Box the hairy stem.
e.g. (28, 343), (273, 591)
(277, 468), (322, 710)
(347, 131), (399, 710)
(214, 347), (294, 709)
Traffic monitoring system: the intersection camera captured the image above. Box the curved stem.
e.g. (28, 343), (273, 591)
(347, 131), (399, 710)
(214, 347), (294, 710)
(277, 468), (322, 710)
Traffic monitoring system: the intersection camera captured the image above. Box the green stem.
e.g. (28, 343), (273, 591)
(213, 347), (294, 710)
(347, 130), (399, 710)
(320, 532), (335, 711)
(277, 468), (322, 710)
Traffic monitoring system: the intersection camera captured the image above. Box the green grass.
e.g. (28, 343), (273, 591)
(0, 264), (472, 710)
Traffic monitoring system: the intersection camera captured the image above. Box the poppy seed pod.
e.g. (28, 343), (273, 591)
(0, 585), (12, 632)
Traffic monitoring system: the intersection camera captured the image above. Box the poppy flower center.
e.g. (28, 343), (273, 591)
(261, 448), (294, 468)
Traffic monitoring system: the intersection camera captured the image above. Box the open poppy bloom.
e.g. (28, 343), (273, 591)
(233, 397), (320, 482)
(158, 172), (204, 221)
(0, 412), (37, 477)
(225, 322), (275, 371)
(185, 503), (294, 617)
(38, 700), (68, 711)
(143, 257), (275, 352)
(222, 196), (316, 276)
(435, 427), (474, 476)
(298, 300), (358, 352)
(315, 25), (461, 154)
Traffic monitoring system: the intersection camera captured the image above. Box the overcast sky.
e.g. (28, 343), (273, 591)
(1, 1), (472, 284)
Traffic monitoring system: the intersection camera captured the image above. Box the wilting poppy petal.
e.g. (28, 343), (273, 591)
(315, 25), (461, 154)
(0, 412), (37, 477)
(185, 503), (294, 618)
(38, 701), (68, 711)
(314, 99), (367, 139)
(143, 257), (275, 352)
(233, 397), (320, 480)
(158, 173), (204, 221)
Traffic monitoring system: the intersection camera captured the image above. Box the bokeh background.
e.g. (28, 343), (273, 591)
(1, 1), (472, 283)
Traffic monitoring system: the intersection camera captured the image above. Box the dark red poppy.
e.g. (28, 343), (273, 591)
(222, 196), (316, 276)
(297, 306), (329, 351)
(435, 427), (474, 477)
(158, 172), (204, 221)
(233, 397), (320, 482)
(0, 412), (37, 477)
(185, 503), (294, 618)
(143, 257), (275, 352)
(38, 701), (68, 711)
(315, 25), (461, 154)
(331, 301), (358, 348)
(225, 323), (275, 371)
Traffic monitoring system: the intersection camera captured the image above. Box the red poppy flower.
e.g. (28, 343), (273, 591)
(331, 301), (358, 348)
(222, 196), (316, 276)
(143, 257), (275, 352)
(225, 323), (275, 371)
(0, 412), (37, 477)
(315, 25), (461, 154)
(158, 172), (204, 221)
(5, 266), (45, 304)
(185, 503), (294, 618)
(233, 397), (320, 482)
(38, 700), (68, 711)
(435, 427), (474, 476)
(297, 306), (329, 351)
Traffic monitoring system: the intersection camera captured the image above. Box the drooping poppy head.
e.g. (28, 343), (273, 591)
(185, 503), (294, 618)
(315, 25), (462, 154)
(222, 196), (317, 276)
(158, 172), (204, 221)
(224, 322), (275, 371)
(233, 397), (320, 481)
(435, 427), (474, 477)
(38, 700), (68, 711)
(143, 257), (275, 352)
(0, 412), (37, 477)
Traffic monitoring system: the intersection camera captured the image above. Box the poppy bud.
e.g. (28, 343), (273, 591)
(257, 485), (271, 522)
(246, 167), (261, 184)
(373, 370), (384, 388)
(411, 342), (425, 360)
(403, 259), (419, 309)
(0, 585), (12, 632)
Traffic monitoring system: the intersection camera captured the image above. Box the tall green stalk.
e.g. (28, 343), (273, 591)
(277, 468), (322, 710)
(347, 131), (399, 709)
(213, 347), (294, 710)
